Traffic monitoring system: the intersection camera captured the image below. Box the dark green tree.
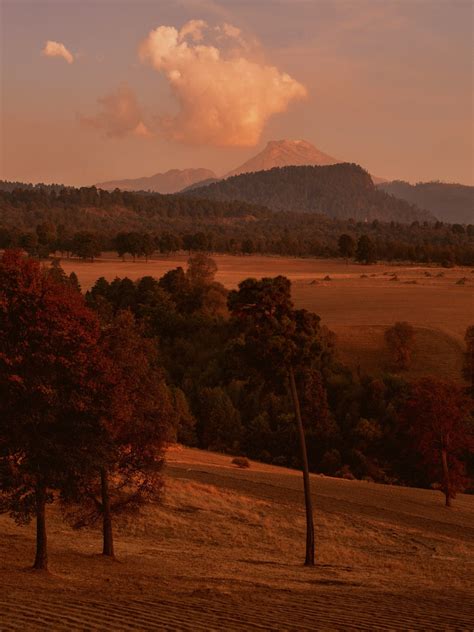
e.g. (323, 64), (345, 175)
(71, 232), (101, 261)
(338, 234), (355, 262)
(198, 387), (242, 451)
(228, 276), (324, 566)
(356, 235), (377, 264)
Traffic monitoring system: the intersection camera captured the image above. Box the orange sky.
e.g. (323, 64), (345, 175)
(1, 0), (472, 186)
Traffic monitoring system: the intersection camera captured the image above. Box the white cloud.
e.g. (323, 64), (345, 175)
(139, 20), (307, 146)
(42, 40), (74, 64)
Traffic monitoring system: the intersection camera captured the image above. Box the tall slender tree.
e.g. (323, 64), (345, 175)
(228, 276), (325, 566)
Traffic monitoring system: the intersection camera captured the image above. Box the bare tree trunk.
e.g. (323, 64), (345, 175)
(33, 483), (48, 570)
(441, 447), (451, 507)
(288, 366), (315, 566)
(100, 468), (115, 557)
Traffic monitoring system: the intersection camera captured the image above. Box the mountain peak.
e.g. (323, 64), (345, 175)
(225, 139), (339, 178)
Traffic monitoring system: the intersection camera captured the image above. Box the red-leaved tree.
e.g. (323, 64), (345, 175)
(402, 378), (474, 506)
(63, 310), (174, 558)
(0, 250), (111, 570)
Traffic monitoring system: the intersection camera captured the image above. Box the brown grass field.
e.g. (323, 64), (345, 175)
(1, 446), (473, 630)
(61, 253), (473, 381)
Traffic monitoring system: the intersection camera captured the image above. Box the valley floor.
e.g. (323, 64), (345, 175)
(1, 446), (473, 631)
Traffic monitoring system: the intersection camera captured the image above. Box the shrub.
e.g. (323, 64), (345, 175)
(231, 456), (250, 469)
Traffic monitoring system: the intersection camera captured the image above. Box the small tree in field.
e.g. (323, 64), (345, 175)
(384, 321), (416, 370)
(63, 311), (174, 557)
(463, 325), (474, 395)
(356, 235), (377, 264)
(0, 250), (110, 570)
(187, 253), (218, 287)
(228, 276), (324, 566)
(338, 234), (355, 262)
(402, 378), (474, 507)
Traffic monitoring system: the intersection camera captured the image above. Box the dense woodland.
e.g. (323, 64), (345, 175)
(82, 258), (474, 492)
(0, 182), (473, 265)
(378, 180), (474, 224)
(1, 250), (473, 569)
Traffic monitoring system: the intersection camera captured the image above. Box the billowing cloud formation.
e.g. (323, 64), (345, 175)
(139, 20), (307, 146)
(80, 84), (150, 138)
(42, 40), (74, 64)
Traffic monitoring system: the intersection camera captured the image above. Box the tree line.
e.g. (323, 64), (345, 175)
(1, 222), (473, 267)
(1, 182), (473, 266)
(1, 251), (473, 570)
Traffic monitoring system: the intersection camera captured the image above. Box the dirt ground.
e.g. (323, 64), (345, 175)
(60, 253), (473, 381)
(1, 446), (473, 630)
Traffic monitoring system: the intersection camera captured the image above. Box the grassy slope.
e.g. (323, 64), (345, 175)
(1, 446), (473, 631)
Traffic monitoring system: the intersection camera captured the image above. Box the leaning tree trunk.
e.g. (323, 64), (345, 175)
(441, 447), (452, 507)
(33, 483), (48, 570)
(288, 366), (315, 566)
(100, 468), (115, 557)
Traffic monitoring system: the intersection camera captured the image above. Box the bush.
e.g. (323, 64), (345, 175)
(231, 456), (250, 469)
(320, 449), (342, 475)
(335, 465), (355, 480)
(384, 321), (416, 370)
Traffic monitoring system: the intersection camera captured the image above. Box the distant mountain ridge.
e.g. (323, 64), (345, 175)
(185, 163), (434, 223)
(96, 168), (217, 194)
(95, 139), (386, 195)
(377, 180), (473, 224)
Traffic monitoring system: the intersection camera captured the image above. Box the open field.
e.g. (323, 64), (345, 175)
(61, 253), (473, 381)
(1, 446), (473, 631)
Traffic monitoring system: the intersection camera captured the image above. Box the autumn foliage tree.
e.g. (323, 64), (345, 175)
(0, 250), (110, 570)
(228, 276), (325, 566)
(384, 321), (416, 371)
(64, 310), (174, 557)
(463, 325), (474, 394)
(401, 378), (474, 507)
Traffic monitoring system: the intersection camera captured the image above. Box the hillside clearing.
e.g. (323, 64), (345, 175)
(1, 446), (473, 630)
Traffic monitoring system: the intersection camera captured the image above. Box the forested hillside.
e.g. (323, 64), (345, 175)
(378, 180), (473, 224)
(185, 164), (434, 222)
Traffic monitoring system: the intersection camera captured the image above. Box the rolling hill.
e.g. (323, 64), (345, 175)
(186, 163), (434, 223)
(1, 445), (473, 630)
(378, 180), (473, 224)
